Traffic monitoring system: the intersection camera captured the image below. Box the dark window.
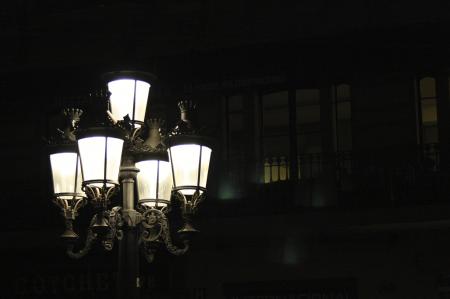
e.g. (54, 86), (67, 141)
(262, 91), (289, 183)
(418, 77), (439, 144)
(296, 88), (321, 179)
(417, 77), (439, 171)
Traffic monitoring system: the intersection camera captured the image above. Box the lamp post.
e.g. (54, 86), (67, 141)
(47, 71), (213, 298)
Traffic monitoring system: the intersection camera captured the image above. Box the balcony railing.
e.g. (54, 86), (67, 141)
(258, 143), (444, 206)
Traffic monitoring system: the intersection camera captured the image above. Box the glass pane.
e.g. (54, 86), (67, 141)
(263, 156), (289, 183)
(296, 89), (320, 126)
(337, 101), (351, 120)
(279, 156), (288, 181)
(108, 79), (150, 124)
(336, 120), (353, 151)
(421, 98), (438, 124)
(78, 136), (123, 187)
(297, 133), (321, 154)
(228, 95), (244, 112)
(136, 160), (158, 201)
(420, 77), (436, 98)
(134, 80), (150, 123)
(298, 153), (322, 179)
(271, 162), (279, 182)
(106, 137), (124, 184)
(263, 135), (289, 157)
(263, 91), (289, 132)
(229, 113), (244, 131)
(158, 161), (173, 202)
(199, 146), (212, 189)
(136, 160), (172, 206)
(50, 153), (84, 199)
(296, 89), (320, 106)
(169, 144), (199, 195)
(264, 158), (271, 183)
(297, 105), (321, 124)
(423, 125), (439, 144)
(108, 79), (135, 121)
(336, 84), (351, 102)
(78, 137), (106, 186)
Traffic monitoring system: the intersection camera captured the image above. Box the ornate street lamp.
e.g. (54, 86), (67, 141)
(48, 108), (86, 239)
(47, 72), (213, 264)
(167, 100), (213, 234)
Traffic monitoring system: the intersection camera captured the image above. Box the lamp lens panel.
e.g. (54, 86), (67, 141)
(134, 80), (150, 124)
(78, 136), (124, 187)
(199, 146), (212, 188)
(158, 161), (172, 202)
(136, 160), (158, 202)
(106, 137), (124, 184)
(108, 79), (150, 125)
(50, 152), (84, 199)
(169, 144), (201, 195)
(136, 160), (172, 207)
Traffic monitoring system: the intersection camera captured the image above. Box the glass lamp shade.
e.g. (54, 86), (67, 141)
(76, 127), (124, 188)
(135, 153), (172, 208)
(104, 71), (154, 127)
(167, 136), (212, 196)
(49, 145), (85, 200)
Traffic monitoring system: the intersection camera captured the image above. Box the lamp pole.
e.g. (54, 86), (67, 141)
(118, 158), (141, 299)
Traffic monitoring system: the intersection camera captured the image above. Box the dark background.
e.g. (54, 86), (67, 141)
(2, 1), (450, 298)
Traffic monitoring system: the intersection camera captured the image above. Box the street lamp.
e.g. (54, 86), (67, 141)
(49, 108), (86, 239)
(47, 71), (213, 263)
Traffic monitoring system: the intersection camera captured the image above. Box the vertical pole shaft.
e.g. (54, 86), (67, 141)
(118, 228), (140, 299)
(122, 178), (135, 211)
(118, 163), (140, 299)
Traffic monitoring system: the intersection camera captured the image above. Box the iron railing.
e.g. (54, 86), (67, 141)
(257, 143), (444, 206)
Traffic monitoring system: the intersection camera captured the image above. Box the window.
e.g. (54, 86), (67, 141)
(417, 77), (439, 171)
(261, 91), (290, 183)
(296, 88), (321, 179)
(332, 84), (353, 175)
(221, 94), (247, 199)
(332, 84), (352, 151)
(418, 77), (438, 144)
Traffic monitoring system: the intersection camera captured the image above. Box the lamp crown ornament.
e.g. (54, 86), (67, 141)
(170, 100), (200, 136)
(143, 118), (165, 150)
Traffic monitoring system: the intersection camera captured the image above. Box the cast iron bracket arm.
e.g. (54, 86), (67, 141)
(101, 206), (124, 251)
(139, 207), (189, 261)
(66, 217), (98, 259)
(160, 214), (190, 256)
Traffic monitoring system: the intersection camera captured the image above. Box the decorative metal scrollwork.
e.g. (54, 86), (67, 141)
(102, 207), (124, 251)
(66, 207), (124, 257)
(138, 206), (190, 262)
(66, 217), (98, 259)
(83, 185), (117, 208)
(174, 190), (206, 215)
(140, 208), (166, 243)
(52, 197), (87, 220)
